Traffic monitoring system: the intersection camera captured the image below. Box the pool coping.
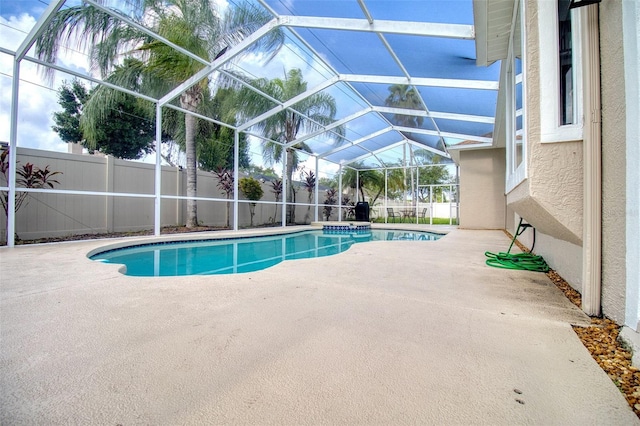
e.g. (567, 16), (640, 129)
(85, 223), (451, 259)
(2, 228), (638, 424)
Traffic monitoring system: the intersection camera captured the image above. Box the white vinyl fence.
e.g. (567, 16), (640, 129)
(1, 148), (459, 242)
(0, 148), (318, 242)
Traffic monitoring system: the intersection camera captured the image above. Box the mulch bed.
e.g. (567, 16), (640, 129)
(507, 231), (640, 418)
(14, 226), (227, 245)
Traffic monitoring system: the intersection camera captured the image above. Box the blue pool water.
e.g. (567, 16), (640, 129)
(90, 229), (441, 277)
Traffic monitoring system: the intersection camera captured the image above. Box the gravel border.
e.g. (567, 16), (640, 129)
(508, 231), (640, 419)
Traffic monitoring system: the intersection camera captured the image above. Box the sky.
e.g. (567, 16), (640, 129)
(1, 0), (488, 180)
(0, 0), (342, 178)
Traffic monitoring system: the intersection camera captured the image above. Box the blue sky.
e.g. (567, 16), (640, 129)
(1, 1), (49, 18)
(1, 0), (494, 175)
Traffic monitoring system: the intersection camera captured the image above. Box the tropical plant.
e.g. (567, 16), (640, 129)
(214, 167), (234, 228)
(36, 0), (282, 228)
(0, 148), (62, 240)
(385, 85), (425, 199)
(269, 179), (282, 224)
(193, 87), (250, 172)
(341, 166), (384, 203)
(322, 188), (337, 221)
(340, 165), (406, 207)
(239, 177), (264, 227)
(341, 195), (355, 220)
(385, 167), (408, 200)
(233, 68), (339, 224)
(385, 84), (424, 128)
(301, 169), (316, 223)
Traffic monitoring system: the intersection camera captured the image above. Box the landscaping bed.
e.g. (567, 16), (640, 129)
(509, 231), (640, 419)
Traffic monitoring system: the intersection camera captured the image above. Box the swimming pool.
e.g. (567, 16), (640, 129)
(89, 229), (442, 277)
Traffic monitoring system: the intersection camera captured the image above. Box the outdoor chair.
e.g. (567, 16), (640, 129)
(403, 209), (416, 222)
(387, 207), (401, 223)
(418, 207), (429, 223)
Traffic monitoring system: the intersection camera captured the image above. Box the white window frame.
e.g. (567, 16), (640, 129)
(539, 0), (584, 143)
(506, 0), (527, 193)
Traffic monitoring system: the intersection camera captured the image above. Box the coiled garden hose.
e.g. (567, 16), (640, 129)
(485, 220), (550, 272)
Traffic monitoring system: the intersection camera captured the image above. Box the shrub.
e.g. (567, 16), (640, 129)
(239, 177), (263, 226)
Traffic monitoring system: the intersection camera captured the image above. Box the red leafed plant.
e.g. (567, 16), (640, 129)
(0, 147), (62, 217)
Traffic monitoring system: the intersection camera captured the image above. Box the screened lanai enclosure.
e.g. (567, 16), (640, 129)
(1, 0), (502, 246)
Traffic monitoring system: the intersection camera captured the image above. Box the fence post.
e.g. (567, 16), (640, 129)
(314, 156), (319, 222)
(105, 156), (115, 232)
(338, 165), (342, 221)
(176, 166), (183, 226)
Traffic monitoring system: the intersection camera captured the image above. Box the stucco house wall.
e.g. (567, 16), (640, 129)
(458, 148), (506, 229)
(599, 0), (628, 325)
(506, 0), (584, 247)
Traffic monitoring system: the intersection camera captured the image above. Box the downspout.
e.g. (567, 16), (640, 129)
(581, 3), (602, 316)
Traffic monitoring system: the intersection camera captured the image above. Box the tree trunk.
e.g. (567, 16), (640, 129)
(304, 192), (312, 223)
(273, 197), (278, 224)
(286, 148), (296, 224)
(181, 89), (200, 228)
(249, 203), (256, 227)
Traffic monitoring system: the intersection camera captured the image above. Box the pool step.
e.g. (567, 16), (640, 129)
(311, 221), (371, 231)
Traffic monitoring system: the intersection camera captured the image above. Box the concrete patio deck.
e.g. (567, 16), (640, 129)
(1, 227), (638, 424)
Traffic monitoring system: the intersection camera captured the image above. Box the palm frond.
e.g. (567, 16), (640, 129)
(223, 2), (283, 60)
(35, 4), (147, 82)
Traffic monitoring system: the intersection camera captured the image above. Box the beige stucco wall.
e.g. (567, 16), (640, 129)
(517, 217), (583, 292)
(458, 148), (506, 229)
(600, 0), (628, 324)
(506, 0), (583, 246)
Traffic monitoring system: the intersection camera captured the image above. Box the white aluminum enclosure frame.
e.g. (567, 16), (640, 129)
(4, 0), (499, 246)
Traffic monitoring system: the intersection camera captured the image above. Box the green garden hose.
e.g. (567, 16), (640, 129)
(485, 220), (550, 272)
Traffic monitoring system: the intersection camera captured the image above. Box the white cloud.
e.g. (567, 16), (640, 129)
(1, 13), (93, 152)
(232, 40), (344, 179)
(234, 40), (332, 88)
(0, 8), (342, 179)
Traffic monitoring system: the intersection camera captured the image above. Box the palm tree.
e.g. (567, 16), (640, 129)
(35, 0), (281, 228)
(385, 85), (424, 202)
(269, 179), (282, 224)
(233, 68), (338, 224)
(301, 169), (316, 223)
(213, 167), (234, 228)
(341, 165), (384, 203)
(385, 84), (424, 128)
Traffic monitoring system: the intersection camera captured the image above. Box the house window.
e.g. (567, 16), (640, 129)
(506, 0), (527, 192)
(539, 0), (583, 143)
(558, 0), (574, 125)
